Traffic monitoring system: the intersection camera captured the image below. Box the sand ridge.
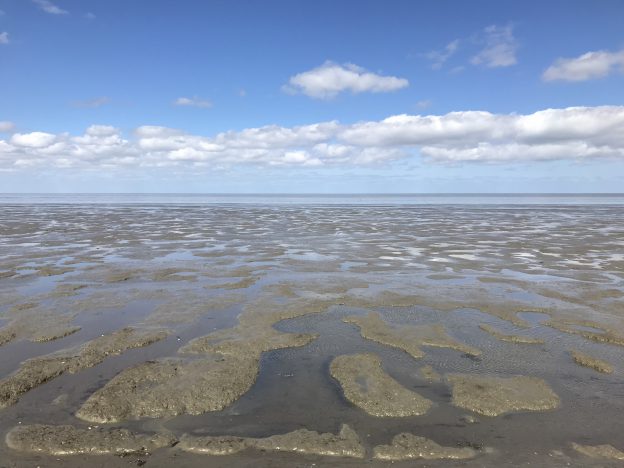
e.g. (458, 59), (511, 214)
(571, 442), (624, 461)
(569, 349), (614, 374)
(178, 424), (365, 458)
(373, 432), (478, 460)
(330, 353), (432, 417)
(344, 311), (481, 359)
(0, 327), (168, 409)
(447, 374), (560, 416)
(479, 323), (545, 344)
(6, 424), (176, 455)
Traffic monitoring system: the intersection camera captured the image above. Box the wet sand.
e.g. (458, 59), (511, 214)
(1, 203), (624, 467)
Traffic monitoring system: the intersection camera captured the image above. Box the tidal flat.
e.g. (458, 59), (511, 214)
(1, 201), (624, 467)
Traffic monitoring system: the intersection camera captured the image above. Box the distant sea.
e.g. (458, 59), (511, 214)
(1, 193), (624, 205)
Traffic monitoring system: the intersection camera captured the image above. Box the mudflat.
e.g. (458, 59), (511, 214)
(1, 203), (623, 467)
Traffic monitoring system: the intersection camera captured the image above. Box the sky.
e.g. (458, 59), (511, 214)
(0, 0), (623, 193)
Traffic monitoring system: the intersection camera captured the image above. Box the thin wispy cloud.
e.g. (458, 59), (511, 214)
(2, 106), (623, 171)
(85, 12), (96, 20)
(284, 61), (409, 99)
(173, 96), (212, 108)
(71, 97), (110, 108)
(33, 0), (68, 15)
(471, 25), (518, 68)
(426, 25), (517, 71)
(425, 40), (459, 70)
(543, 49), (624, 82)
(0, 32), (9, 45)
(416, 100), (432, 109)
(0, 121), (15, 133)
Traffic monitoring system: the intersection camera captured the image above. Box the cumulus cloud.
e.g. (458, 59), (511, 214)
(10, 132), (58, 148)
(1, 107), (623, 171)
(0, 32), (8, 45)
(33, 0), (68, 15)
(471, 25), (518, 68)
(173, 96), (212, 108)
(0, 121), (15, 132)
(543, 49), (624, 82)
(284, 61), (409, 99)
(425, 40), (459, 70)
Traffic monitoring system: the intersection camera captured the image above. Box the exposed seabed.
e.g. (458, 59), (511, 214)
(1, 203), (623, 466)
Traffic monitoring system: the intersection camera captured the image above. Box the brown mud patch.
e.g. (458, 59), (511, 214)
(536, 285), (624, 316)
(6, 424), (175, 455)
(0, 327), (167, 408)
(151, 267), (198, 282)
(448, 374), (560, 416)
(208, 276), (260, 290)
(80, 298), (327, 423)
(0, 315), (81, 347)
(344, 311), (480, 359)
(36, 266), (74, 277)
(571, 442), (624, 461)
(7, 302), (38, 313)
(143, 292), (244, 325)
(426, 274), (465, 280)
(104, 269), (142, 283)
(31, 325), (83, 343)
(479, 323), (544, 344)
(179, 296), (331, 356)
(569, 350), (613, 374)
(548, 319), (624, 347)
(0, 270), (18, 279)
(48, 283), (88, 298)
(346, 289), (549, 328)
(420, 364), (441, 382)
(373, 433), (478, 460)
(330, 353), (432, 417)
(76, 354), (259, 423)
(178, 424), (365, 458)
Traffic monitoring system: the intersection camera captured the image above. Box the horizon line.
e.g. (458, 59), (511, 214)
(2, 193), (624, 196)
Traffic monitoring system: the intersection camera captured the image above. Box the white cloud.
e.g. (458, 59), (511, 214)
(543, 49), (624, 82)
(84, 125), (119, 137)
(85, 12), (96, 20)
(0, 32), (9, 45)
(284, 61), (409, 99)
(173, 96), (212, 108)
(33, 0), (68, 15)
(71, 96), (110, 108)
(1, 107), (623, 171)
(471, 25), (518, 68)
(0, 121), (15, 132)
(425, 40), (459, 69)
(10, 132), (57, 148)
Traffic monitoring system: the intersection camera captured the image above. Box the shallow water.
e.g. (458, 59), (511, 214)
(0, 201), (623, 467)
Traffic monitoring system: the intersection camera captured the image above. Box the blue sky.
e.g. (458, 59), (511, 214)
(1, 0), (623, 192)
